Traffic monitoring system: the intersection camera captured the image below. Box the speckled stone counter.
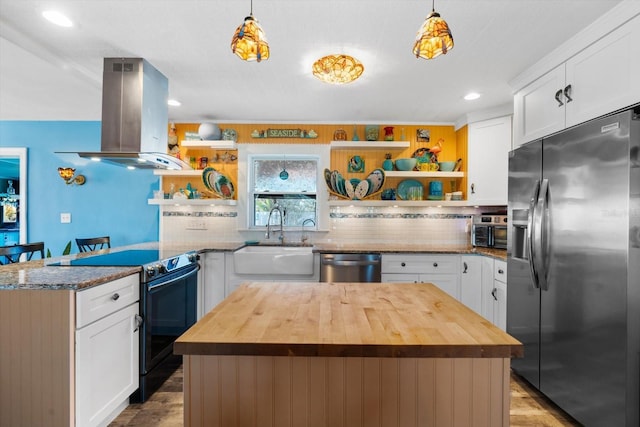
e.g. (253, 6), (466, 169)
(0, 241), (244, 290)
(311, 242), (507, 261)
(0, 240), (505, 290)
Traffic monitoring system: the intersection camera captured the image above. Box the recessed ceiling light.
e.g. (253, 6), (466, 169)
(168, 99), (181, 107)
(464, 92), (481, 101)
(42, 10), (73, 27)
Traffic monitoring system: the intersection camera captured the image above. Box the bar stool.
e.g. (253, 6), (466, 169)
(75, 236), (111, 253)
(0, 242), (45, 264)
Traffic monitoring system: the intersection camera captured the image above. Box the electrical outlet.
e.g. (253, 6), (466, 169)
(60, 213), (71, 223)
(186, 220), (206, 230)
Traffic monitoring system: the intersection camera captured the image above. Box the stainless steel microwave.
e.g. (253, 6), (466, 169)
(472, 215), (507, 249)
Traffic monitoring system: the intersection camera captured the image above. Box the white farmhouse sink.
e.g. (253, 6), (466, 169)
(233, 245), (315, 275)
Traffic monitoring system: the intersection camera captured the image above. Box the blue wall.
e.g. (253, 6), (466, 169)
(0, 121), (159, 256)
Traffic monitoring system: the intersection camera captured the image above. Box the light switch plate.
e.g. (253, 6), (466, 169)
(60, 213), (71, 223)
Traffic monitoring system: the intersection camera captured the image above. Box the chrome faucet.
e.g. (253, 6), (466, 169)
(265, 205), (285, 243)
(301, 218), (316, 244)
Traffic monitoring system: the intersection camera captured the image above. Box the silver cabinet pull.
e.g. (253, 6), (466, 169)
(498, 269), (504, 275)
(555, 89), (564, 106)
(111, 293), (120, 301)
(563, 84), (573, 103)
(471, 183), (475, 194)
(401, 262), (406, 267)
(433, 262), (438, 267)
(134, 314), (143, 332)
(463, 262), (468, 274)
(491, 288), (498, 301)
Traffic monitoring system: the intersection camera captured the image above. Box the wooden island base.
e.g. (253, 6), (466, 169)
(183, 355), (510, 427)
(176, 282), (522, 427)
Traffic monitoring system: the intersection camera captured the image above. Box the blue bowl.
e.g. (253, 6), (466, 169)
(394, 158), (417, 171)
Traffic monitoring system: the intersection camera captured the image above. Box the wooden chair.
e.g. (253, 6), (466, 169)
(75, 236), (111, 253)
(0, 242), (45, 264)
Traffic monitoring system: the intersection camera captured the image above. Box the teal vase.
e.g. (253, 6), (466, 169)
(382, 158), (394, 171)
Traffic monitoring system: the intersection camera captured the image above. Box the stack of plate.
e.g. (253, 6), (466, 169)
(324, 168), (385, 200)
(202, 167), (235, 199)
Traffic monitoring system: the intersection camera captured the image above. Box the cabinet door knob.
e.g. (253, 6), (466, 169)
(491, 288), (498, 301)
(111, 293), (120, 301)
(563, 85), (573, 103)
(433, 262), (438, 268)
(470, 183), (475, 194)
(555, 89), (564, 106)
(401, 262), (406, 267)
(463, 262), (468, 274)
(498, 269), (504, 274)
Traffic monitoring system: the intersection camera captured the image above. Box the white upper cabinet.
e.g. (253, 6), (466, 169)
(513, 65), (566, 146)
(514, 13), (640, 147)
(467, 115), (512, 206)
(564, 16), (640, 128)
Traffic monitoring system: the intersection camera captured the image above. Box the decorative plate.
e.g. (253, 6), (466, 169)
(365, 168), (385, 194)
(202, 167), (234, 199)
(222, 128), (237, 141)
(354, 180), (370, 200)
(397, 179), (423, 200)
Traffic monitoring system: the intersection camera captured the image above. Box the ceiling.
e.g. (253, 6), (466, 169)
(0, 0), (623, 125)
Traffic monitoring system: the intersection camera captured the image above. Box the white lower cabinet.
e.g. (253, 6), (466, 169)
(381, 254), (460, 300)
(459, 255), (484, 315)
(492, 260), (508, 331)
(382, 253), (506, 329)
(483, 259), (507, 331)
(75, 275), (140, 427)
(199, 251), (226, 316)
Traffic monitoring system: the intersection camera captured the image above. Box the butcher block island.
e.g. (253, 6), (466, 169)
(174, 282), (523, 427)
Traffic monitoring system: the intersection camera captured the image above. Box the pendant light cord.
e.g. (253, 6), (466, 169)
(432, 0), (435, 12)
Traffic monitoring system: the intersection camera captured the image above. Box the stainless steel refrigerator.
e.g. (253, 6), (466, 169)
(507, 107), (640, 426)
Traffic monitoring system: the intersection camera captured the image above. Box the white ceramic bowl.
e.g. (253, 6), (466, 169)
(198, 122), (221, 140)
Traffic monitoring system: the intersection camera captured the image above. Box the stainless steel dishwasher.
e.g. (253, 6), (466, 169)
(320, 253), (381, 282)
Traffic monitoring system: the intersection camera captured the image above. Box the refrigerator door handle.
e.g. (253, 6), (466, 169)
(537, 179), (551, 291)
(527, 180), (542, 288)
(533, 179), (550, 291)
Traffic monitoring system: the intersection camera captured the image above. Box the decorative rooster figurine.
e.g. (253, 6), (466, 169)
(428, 139), (444, 162)
(429, 139), (444, 155)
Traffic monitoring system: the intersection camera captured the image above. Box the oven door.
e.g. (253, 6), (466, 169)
(472, 224), (492, 247)
(141, 264), (199, 373)
(493, 226), (508, 249)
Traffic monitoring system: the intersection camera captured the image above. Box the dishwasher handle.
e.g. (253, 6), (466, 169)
(322, 259), (380, 267)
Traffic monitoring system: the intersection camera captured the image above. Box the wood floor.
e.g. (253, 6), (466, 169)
(109, 366), (580, 427)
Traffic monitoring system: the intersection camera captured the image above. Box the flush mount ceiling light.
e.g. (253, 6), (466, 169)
(231, 0), (270, 62)
(464, 92), (481, 100)
(413, 0), (454, 60)
(42, 10), (73, 27)
(312, 54), (364, 85)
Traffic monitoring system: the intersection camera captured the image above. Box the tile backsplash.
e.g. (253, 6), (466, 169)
(160, 205), (500, 246)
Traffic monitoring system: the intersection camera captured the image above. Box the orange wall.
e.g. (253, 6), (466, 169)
(168, 123), (464, 199)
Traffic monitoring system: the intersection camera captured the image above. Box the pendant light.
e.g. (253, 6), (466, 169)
(413, 0), (454, 60)
(231, 0), (270, 62)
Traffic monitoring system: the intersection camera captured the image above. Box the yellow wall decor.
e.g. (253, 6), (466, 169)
(166, 122), (467, 201)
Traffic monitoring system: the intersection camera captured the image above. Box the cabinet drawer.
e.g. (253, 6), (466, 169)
(494, 260), (507, 283)
(381, 254), (457, 274)
(76, 274), (140, 329)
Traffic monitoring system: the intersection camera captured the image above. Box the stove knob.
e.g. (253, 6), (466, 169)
(146, 265), (157, 278)
(157, 263), (167, 274)
(188, 253), (198, 263)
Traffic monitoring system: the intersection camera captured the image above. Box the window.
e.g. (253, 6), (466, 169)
(249, 156), (318, 228)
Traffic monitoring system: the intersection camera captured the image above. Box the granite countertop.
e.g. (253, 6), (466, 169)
(311, 242), (506, 260)
(175, 281), (523, 358)
(0, 240), (505, 290)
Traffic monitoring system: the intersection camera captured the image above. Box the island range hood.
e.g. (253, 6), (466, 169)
(76, 58), (190, 170)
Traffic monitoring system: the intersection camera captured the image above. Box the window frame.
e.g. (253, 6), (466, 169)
(247, 154), (319, 230)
